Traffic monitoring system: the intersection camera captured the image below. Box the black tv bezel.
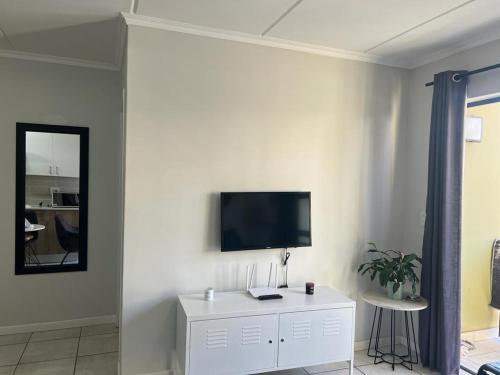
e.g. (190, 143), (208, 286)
(220, 191), (312, 252)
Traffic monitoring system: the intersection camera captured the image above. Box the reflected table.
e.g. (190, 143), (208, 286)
(25, 224), (45, 265)
(362, 290), (428, 371)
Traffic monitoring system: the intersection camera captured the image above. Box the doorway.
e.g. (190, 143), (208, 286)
(461, 96), (500, 373)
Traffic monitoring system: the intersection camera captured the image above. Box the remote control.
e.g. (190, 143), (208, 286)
(258, 294), (283, 300)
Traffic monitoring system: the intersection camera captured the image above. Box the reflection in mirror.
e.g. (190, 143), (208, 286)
(25, 132), (80, 266)
(16, 124), (88, 274)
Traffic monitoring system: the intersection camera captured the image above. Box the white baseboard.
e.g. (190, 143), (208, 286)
(462, 328), (498, 342)
(0, 315), (116, 335)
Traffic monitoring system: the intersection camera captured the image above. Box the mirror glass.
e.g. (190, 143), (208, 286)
(16, 124), (88, 274)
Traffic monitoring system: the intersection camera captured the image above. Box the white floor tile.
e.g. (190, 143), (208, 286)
(78, 334), (118, 357)
(265, 369), (307, 375)
(30, 328), (81, 342)
(0, 333), (30, 346)
(467, 338), (500, 356)
(0, 366), (15, 375)
(413, 364), (440, 374)
(461, 357), (480, 373)
(305, 361), (349, 373)
(354, 350), (374, 367)
(461, 336), (500, 374)
(312, 368), (364, 375)
(468, 350), (500, 367)
(15, 358), (75, 375)
(0, 344), (25, 366)
(357, 362), (416, 374)
(20, 338), (78, 364)
(75, 352), (118, 375)
(81, 324), (118, 337)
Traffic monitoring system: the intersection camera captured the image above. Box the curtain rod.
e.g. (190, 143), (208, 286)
(425, 62), (500, 87)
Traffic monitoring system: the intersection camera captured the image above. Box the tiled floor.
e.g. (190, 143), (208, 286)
(1, 327), (484, 375)
(461, 337), (500, 373)
(0, 323), (118, 375)
(267, 346), (470, 375)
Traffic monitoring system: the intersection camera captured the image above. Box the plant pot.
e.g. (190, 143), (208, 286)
(386, 282), (403, 300)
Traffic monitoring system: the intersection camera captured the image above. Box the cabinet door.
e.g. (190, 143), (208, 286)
(189, 315), (278, 375)
(26, 132), (53, 176)
(52, 133), (80, 178)
(278, 308), (353, 368)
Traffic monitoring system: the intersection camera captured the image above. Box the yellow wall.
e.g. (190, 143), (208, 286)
(462, 102), (500, 332)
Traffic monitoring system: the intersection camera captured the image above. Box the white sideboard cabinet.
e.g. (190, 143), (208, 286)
(176, 286), (356, 375)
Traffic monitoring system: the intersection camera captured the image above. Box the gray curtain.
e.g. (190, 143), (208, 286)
(419, 71), (468, 375)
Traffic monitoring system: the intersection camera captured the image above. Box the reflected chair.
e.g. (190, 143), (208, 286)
(25, 210), (40, 265)
(54, 215), (79, 264)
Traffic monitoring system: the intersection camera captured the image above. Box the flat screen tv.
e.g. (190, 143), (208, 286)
(221, 192), (311, 251)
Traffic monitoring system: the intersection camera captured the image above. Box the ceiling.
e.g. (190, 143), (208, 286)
(1, 0), (500, 70)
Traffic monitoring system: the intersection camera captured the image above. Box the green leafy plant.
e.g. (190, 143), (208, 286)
(357, 242), (422, 295)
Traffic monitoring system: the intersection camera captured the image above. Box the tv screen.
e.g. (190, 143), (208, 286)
(221, 192), (311, 251)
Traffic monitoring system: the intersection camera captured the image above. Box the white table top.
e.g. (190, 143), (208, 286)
(25, 224), (45, 232)
(361, 290), (428, 311)
(26, 206), (79, 211)
(179, 286), (356, 321)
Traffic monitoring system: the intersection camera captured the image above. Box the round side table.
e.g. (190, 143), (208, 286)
(362, 290), (428, 371)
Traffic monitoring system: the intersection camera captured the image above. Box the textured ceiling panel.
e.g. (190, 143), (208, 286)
(370, 0), (500, 67)
(0, 0), (499, 68)
(7, 19), (120, 64)
(137, 0), (298, 34)
(267, 0), (466, 52)
(0, 0), (129, 35)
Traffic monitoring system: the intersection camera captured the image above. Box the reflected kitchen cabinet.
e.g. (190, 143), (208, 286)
(53, 133), (80, 178)
(26, 132), (80, 178)
(26, 131), (53, 176)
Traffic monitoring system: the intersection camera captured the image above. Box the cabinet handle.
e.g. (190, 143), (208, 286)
(55, 166), (59, 175)
(268, 340), (272, 344)
(280, 338), (284, 342)
(49, 166), (53, 175)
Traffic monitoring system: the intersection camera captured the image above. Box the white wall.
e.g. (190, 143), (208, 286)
(0, 58), (122, 327)
(123, 25), (409, 374)
(403, 39), (500, 256)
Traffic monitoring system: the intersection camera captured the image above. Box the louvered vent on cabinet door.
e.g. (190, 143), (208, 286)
(206, 328), (228, 349)
(323, 317), (341, 336)
(241, 325), (262, 345)
(292, 320), (311, 339)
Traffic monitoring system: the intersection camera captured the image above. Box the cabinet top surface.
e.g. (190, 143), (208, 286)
(179, 286), (355, 320)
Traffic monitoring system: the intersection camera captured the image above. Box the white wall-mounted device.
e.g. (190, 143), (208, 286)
(465, 116), (483, 142)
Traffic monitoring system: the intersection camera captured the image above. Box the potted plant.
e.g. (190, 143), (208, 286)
(357, 242), (422, 300)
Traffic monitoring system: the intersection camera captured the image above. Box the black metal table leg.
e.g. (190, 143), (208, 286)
(410, 311), (419, 364)
(390, 310), (395, 370)
(367, 306), (378, 358)
(374, 308), (384, 364)
(366, 307), (420, 371)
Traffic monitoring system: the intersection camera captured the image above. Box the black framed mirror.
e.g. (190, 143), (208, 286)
(16, 123), (89, 275)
